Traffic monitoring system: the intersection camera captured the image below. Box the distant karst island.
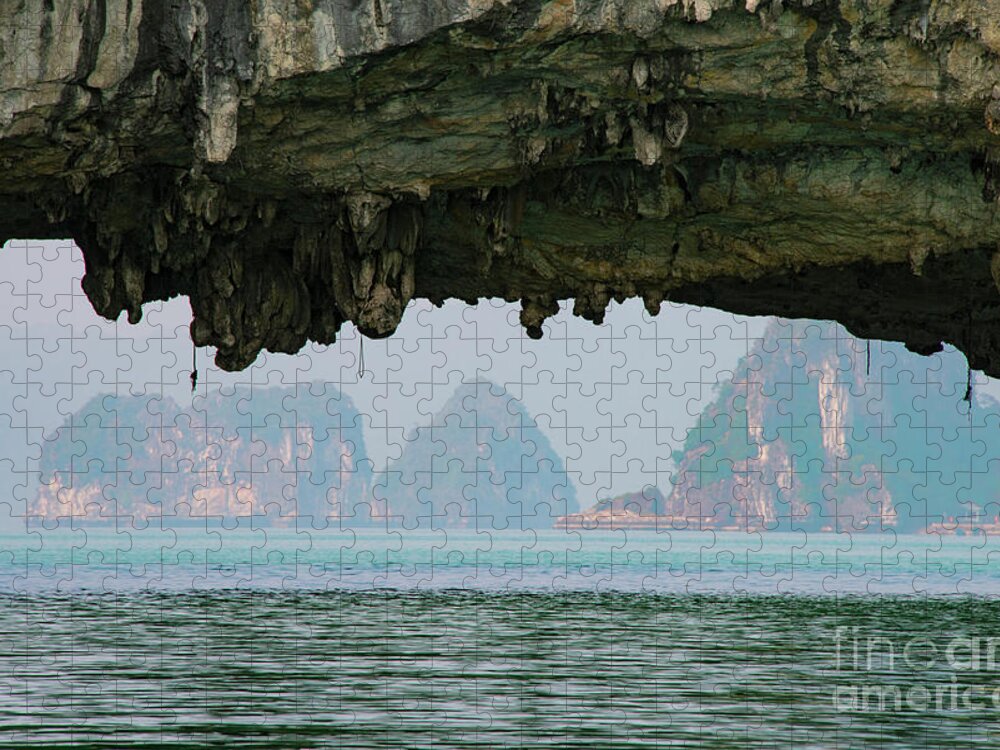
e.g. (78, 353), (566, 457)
(34, 320), (1000, 532)
(558, 319), (1000, 534)
(33, 381), (577, 529)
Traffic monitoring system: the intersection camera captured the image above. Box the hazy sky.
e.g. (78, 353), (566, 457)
(1, 238), (993, 529)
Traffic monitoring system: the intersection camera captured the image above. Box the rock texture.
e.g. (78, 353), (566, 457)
(6, 1), (1000, 371)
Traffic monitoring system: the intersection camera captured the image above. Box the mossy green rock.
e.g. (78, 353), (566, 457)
(4, 1), (1000, 371)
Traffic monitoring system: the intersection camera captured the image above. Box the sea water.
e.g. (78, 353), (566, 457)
(2, 528), (1000, 747)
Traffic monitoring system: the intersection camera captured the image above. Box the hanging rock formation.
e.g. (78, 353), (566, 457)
(5, 1), (1000, 371)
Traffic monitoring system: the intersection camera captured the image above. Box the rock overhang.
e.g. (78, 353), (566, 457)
(4, 0), (1000, 372)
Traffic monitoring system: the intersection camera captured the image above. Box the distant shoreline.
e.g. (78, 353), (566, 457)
(18, 516), (999, 536)
(555, 512), (995, 536)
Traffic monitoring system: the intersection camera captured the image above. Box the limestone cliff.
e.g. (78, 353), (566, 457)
(667, 319), (1000, 532)
(562, 319), (1000, 532)
(5, 1), (1000, 372)
(35, 386), (373, 524)
(34, 380), (574, 527)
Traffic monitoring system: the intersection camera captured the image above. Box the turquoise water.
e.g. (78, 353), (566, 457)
(4, 528), (1000, 595)
(3, 530), (1000, 747)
